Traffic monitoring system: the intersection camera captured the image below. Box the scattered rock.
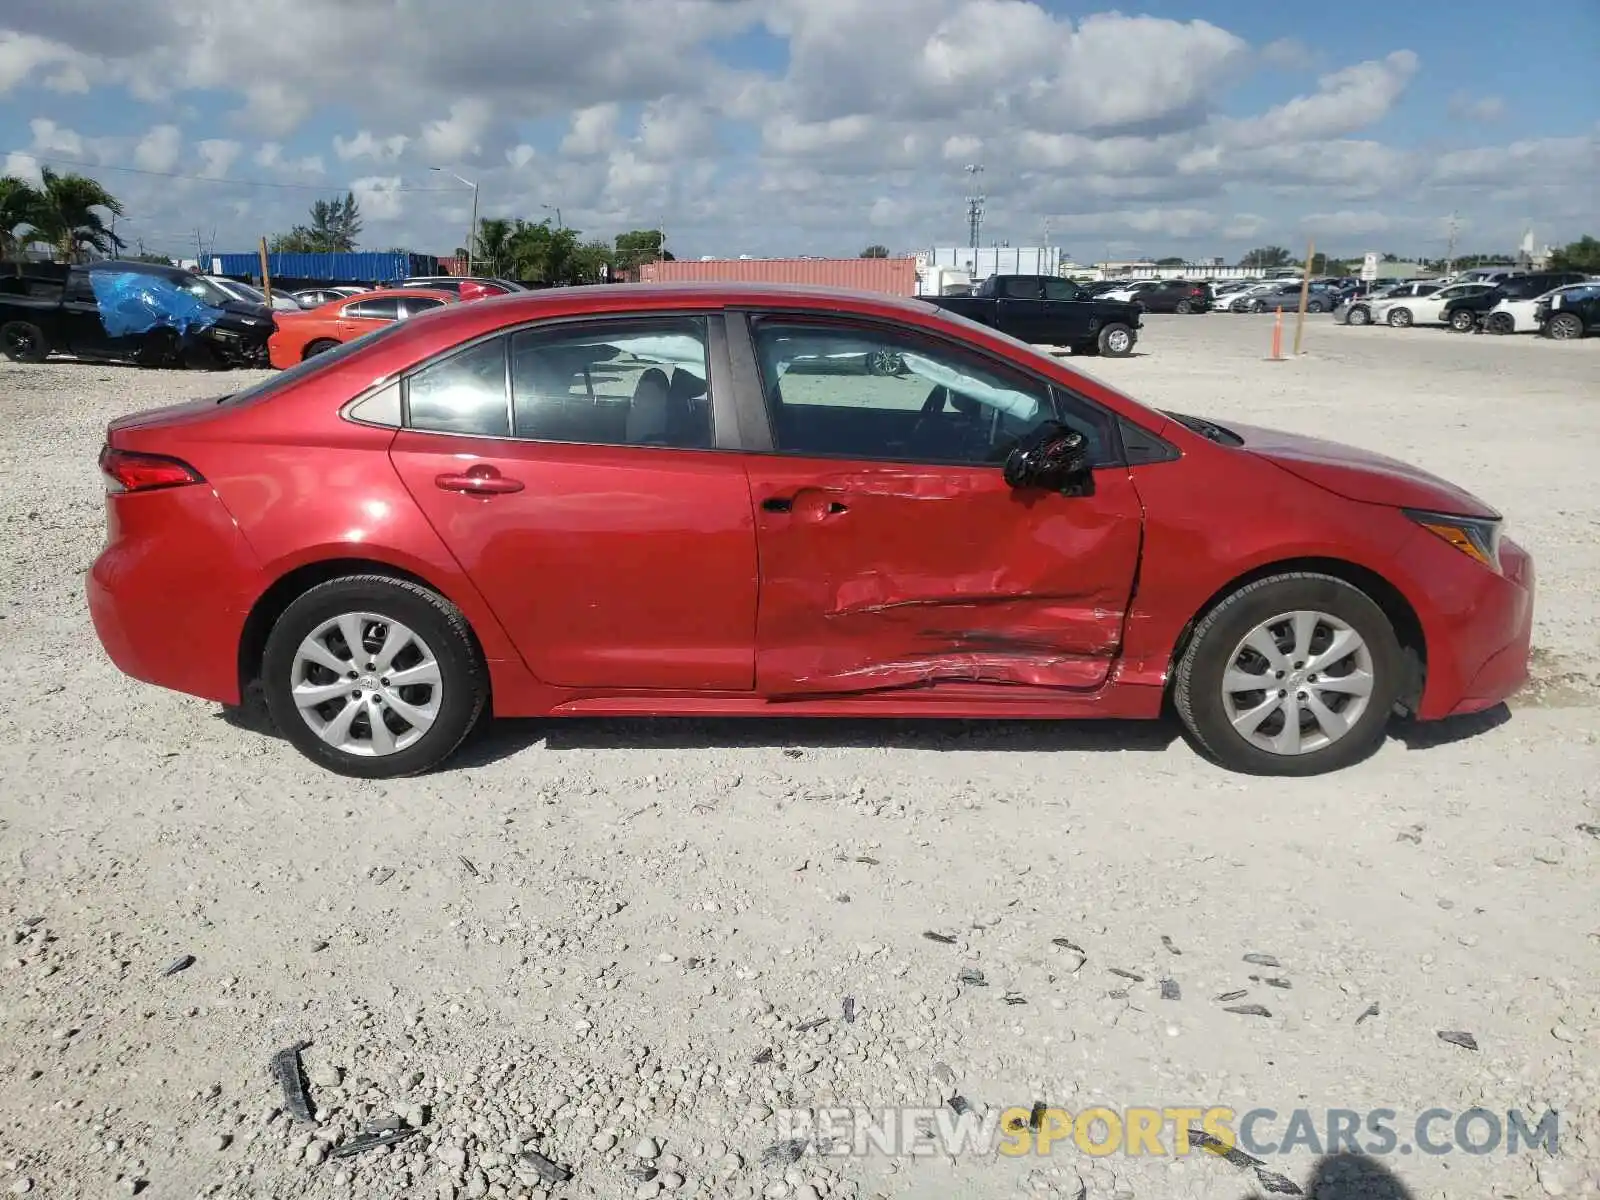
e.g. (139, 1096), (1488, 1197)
(1242, 953), (1281, 968)
(1437, 1031), (1479, 1051)
(635, 1137), (661, 1160)
(1224, 1005), (1272, 1018)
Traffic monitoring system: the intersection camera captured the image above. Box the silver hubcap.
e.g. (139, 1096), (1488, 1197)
(1551, 317), (1578, 339)
(1221, 610), (1375, 756)
(1107, 329), (1130, 352)
(290, 612), (441, 756)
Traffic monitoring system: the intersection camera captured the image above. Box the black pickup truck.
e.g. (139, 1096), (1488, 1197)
(1, 260), (274, 368)
(926, 274), (1143, 356)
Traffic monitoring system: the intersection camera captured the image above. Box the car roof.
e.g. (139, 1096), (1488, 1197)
(420, 281), (945, 320)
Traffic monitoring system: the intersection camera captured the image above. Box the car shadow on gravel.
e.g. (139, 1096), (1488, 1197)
(1389, 702), (1511, 750)
(1242, 1151), (1414, 1199)
(451, 714), (1184, 767)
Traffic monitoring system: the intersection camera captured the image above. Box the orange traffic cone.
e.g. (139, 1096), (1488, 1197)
(1269, 307), (1284, 360)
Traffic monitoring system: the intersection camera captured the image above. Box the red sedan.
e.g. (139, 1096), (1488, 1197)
(88, 284), (1534, 778)
(267, 287), (458, 368)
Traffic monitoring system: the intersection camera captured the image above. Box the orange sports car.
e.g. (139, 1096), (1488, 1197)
(267, 287), (459, 369)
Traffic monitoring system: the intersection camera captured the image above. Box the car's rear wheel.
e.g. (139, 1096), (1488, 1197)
(1097, 323), (1134, 356)
(262, 575), (488, 778)
(1347, 306), (1371, 326)
(1249, 299), (1267, 313)
(1387, 307), (1413, 328)
(1306, 298), (1327, 313)
(1175, 299), (1194, 314)
(1449, 309), (1477, 332)
(303, 338), (341, 359)
(1, 320), (49, 363)
(1485, 312), (1515, 335)
(1547, 313), (1583, 340)
(1173, 572), (1403, 776)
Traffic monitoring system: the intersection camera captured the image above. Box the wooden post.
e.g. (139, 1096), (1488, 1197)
(1270, 307), (1284, 360)
(1293, 238), (1314, 355)
(258, 237), (272, 305)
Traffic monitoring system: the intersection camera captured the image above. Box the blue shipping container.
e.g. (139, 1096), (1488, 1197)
(210, 251), (441, 283)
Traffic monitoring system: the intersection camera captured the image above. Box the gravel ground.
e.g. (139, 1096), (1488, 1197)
(2, 315), (1598, 1200)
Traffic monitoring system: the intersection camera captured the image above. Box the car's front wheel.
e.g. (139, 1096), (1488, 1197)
(262, 575), (488, 778)
(1173, 572), (1404, 776)
(1097, 323), (1135, 356)
(1387, 307), (1413, 328)
(1449, 309), (1477, 332)
(1546, 313), (1583, 340)
(1347, 306), (1371, 326)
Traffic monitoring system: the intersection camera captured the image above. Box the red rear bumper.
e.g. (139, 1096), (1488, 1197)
(87, 485), (261, 706)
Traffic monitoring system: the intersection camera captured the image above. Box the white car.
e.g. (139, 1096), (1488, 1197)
(1369, 281), (1496, 328)
(1482, 283), (1594, 335)
(202, 275), (302, 313)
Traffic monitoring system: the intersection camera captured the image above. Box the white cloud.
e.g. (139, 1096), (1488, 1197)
(1260, 38), (1313, 70)
(28, 117), (85, 158)
(333, 131), (410, 162)
(350, 175), (404, 221)
(1447, 93), (1505, 123)
(197, 138), (241, 179)
(42, 62), (90, 93)
(133, 124), (183, 173)
(418, 98), (493, 161)
(561, 104), (621, 157)
(1223, 51), (1419, 148)
(0, 31), (76, 93)
(3, 152), (43, 184)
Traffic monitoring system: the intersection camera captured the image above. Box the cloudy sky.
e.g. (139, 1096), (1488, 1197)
(2, 0), (1596, 263)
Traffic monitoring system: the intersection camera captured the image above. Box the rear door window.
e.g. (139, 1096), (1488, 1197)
(346, 297), (402, 320)
(1002, 277), (1042, 299)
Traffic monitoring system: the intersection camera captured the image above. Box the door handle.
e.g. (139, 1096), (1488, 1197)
(761, 496), (793, 512)
(435, 464), (524, 495)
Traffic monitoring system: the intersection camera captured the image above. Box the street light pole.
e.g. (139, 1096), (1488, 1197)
(542, 204), (562, 228)
(431, 167), (479, 275)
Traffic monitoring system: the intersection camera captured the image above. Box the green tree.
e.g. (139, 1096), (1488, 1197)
(860, 244), (890, 258)
(0, 175), (43, 259)
(26, 166), (124, 262)
(1241, 245), (1292, 269)
(614, 228), (671, 270)
(269, 192), (363, 254)
(1548, 236), (1600, 273)
(1155, 255), (1186, 267)
(473, 217), (515, 276)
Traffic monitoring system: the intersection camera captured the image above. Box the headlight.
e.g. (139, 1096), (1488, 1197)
(1404, 508), (1502, 572)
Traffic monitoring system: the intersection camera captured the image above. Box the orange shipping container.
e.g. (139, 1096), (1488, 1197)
(637, 256), (917, 296)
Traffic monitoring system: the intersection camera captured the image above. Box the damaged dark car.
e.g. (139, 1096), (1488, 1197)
(1, 260), (275, 369)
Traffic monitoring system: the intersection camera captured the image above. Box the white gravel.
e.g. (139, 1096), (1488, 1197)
(2, 315), (1598, 1200)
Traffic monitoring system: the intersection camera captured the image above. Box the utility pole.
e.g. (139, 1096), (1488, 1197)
(1444, 211), (1459, 276)
(963, 163), (985, 250)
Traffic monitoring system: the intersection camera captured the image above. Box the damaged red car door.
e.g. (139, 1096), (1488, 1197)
(739, 315), (1143, 696)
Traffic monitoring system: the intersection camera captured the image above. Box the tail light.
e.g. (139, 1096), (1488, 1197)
(99, 445), (204, 493)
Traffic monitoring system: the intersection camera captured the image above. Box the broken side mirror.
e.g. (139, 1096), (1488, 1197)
(1003, 421), (1094, 496)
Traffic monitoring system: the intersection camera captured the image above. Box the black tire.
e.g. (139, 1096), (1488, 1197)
(1172, 572), (1404, 777)
(1448, 309), (1476, 332)
(1387, 307), (1412, 328)
(1347, 306), (1371, 326)
(261, 575), (488, 778)
(1546, 313), (1583, 340)
(1306, 298), (1327, 314)
(1486, 312), (1515, 335)
(1249, 299), (1267, 313)
(1097, 323), (1135, 357)
(134, 327), (180, 368)
(1175, 299), (1194, 314)
(1, 320), (49, 363)
(303, 338), (341, 360)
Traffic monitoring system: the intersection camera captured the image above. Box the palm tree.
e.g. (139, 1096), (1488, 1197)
(473, 217), (513, 277)
(28, 166), (125, 263)
(0, 175), (42, 260)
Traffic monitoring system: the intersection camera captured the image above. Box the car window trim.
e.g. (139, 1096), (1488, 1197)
(385, 310), (739, 453)
(724, 307), (1127, 470)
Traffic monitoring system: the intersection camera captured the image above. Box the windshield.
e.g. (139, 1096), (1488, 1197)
(172, 275), (234, 307)
(225, 280), (267, 302)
